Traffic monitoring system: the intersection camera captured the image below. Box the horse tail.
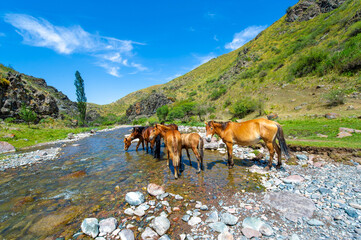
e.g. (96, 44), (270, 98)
(198, 136), (204, 162)
(276, 124), (290, 160)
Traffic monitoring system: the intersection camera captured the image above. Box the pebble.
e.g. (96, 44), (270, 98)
(307, 219), (324, 226)
(141, 227), (158, 240)
(208, 222), (229, 233)
(99, 217), (117, 234)
(188, 217), (202, 226)
(241, 227), (261, 239)
(151, 216), (170, 235)
(125, 192), (145, 206)
(119, 229), (135, 240)
(220, 212), (238, 226)
(182, 215), (191, 222)
(81, 218), (99, 238)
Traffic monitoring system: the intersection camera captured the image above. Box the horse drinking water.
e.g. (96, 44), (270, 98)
(205, 119), (290, 170)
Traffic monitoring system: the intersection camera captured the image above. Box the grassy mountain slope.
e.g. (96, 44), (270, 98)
(99, 0), (361, 119)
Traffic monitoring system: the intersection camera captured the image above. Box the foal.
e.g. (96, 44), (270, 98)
(181, 133), (204, 173)
(150, 124), (182, 179)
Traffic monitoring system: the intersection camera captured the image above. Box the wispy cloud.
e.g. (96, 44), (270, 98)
(3, 13), (146, 77)
(213, 35), (219, 41)
(225, 25), (267, 50)
(205, 12), (216, 18)
(166, 73), (181, 81)
(194, 53), (217, 65)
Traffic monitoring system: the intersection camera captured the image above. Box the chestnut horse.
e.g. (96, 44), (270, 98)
(149, 124), (182, 179)
(124, 126), (161, 158)
(181, 133), (204, 173)
(124, 126), (145, 151)
(205, 119), (290, 170)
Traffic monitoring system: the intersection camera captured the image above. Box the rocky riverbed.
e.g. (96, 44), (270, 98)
(71, 125), (361, 240)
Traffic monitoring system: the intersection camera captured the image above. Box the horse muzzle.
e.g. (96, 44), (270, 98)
(205, 135), (212, 142)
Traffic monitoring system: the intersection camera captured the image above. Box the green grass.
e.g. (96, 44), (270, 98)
(0, 123), (107, 150)
(279, 118), (361, 148)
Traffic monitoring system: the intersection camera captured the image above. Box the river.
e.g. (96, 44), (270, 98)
(0, 127), (263, 239)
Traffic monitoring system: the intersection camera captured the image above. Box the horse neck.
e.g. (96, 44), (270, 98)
(214, 123), (226, 139)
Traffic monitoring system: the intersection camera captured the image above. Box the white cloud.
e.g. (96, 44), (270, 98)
(4, 13), (146, 77)
(166, 73), (181, 81)
(195, 53), (217, 65)
(225, 25), (267, 50)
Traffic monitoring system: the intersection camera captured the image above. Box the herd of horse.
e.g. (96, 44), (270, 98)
(123, 118), (290, 179)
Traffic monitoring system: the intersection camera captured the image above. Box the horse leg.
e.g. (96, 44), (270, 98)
(265, 141), (275, 170)
(185, 148), (192, 167)
(135, 140), (141, 151)
(191, 146), (201, 173)
(225, 142), (234, 169)
(166, 149), (169, 166)
(142, 139), (145, 150)
(146, 141), (149, 153)
(274, 141), (282, 169)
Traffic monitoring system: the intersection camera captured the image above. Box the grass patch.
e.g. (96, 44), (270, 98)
(0, 123), (106, 149)
(280, 118), (361, 148)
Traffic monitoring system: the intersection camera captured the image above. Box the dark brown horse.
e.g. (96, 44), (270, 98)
(124, 126), (145, 151)
(205, 119), (290, 170)
(149, 124), (182, 179)
(181, 133), (204, 173)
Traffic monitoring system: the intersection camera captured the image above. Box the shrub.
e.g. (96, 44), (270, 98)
(209, 114), (216, 119)
(209, 86), (227, 100)
(147, 117), (158, 126)
(323, 89), (346, 106)
(290, 49), (328, 77)
(188, 90), (197, 97)
(231, 97), (258, 118)
(19, 104), (37, 126)
(156, 105), (169, 122)
(132, 118), (147, 126)
(4, 117), (16, 123)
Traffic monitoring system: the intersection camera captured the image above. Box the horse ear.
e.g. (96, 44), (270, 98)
(155, 124), (158, 129)
(204, 121), (207, 125)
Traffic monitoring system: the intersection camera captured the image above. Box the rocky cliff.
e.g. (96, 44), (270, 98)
(0, 68), (77, 120)
(126, 92), (174, 120)
(286, 0), (347, 22)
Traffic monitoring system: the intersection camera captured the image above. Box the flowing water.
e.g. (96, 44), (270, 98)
(0, 127), (264, 239)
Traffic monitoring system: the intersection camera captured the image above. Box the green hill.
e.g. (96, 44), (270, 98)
(101, 0), (361, 120)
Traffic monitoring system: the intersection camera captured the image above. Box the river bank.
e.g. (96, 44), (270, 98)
(0, 125), (131, 171)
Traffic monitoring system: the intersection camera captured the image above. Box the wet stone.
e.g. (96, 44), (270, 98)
(296, 154), (308, 161)
(200, 205), (209, 211)
(209, 222), (229, 233)
(99, 217), (117, 234)
(307, 219), (324, 226)
(151, 216), (170, 235)
(220, 212), (238, 226)
(125, 192), (145, 206)
(206, 211), (219, 223)
(141, 227), (158, 240)
(182, 215), (191, 222)
(175, 194), (184, 200)
(188, 216), (202, 226)
(124, 208), (134, 216)
(81, 218), (99, 238)
(241, 227), (261, 239)
(218, 231), (234, 240)
(147, 183), (165, 196)
(159, 235), (171, 240)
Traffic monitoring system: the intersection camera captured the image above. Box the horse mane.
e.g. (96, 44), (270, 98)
(133, 126), (146, 133)
(209, 121), (229, 130)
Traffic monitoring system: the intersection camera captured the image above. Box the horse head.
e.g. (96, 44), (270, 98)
(149, 124), (162, 141)
(124, 137), (132, 150)
(205, 121), (215, 142)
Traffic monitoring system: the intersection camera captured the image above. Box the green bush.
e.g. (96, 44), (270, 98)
(209, 114), (216, 119)
(19, 104), (37, 126)
(4, 117), (16, 123)
(156, 105), (169, 121)
(132, 118), (147, 126)
(290, 49), (328, 77)
(323, 89), (346, 106)
(231, 97), (258, 118)
(209, 85), (227, 100)
(147, 117), (158, 126)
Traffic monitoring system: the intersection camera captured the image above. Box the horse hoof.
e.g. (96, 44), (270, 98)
(196, 170), (201, 174)
(264, 166), (271, 171)
(276, 164), (282, 169)
(228, 165), (233, 169)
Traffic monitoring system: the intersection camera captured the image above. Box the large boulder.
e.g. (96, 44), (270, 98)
(0, 141), (15, 153)
(263, 191), (316, 222)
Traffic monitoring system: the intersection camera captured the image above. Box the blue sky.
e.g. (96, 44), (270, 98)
(0, 0), (298, 104)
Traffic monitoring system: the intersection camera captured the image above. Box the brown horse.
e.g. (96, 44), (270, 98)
(149, 124), (182, 179)
(205, 119), (290, 170)
(181, 133), (204, 173)
(124, 126), (145, 151)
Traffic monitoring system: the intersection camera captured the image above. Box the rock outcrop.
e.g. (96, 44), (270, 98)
(0, 71), (77, 120)
(286, 0), (347, 22)
(126, 92), (173, 120)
